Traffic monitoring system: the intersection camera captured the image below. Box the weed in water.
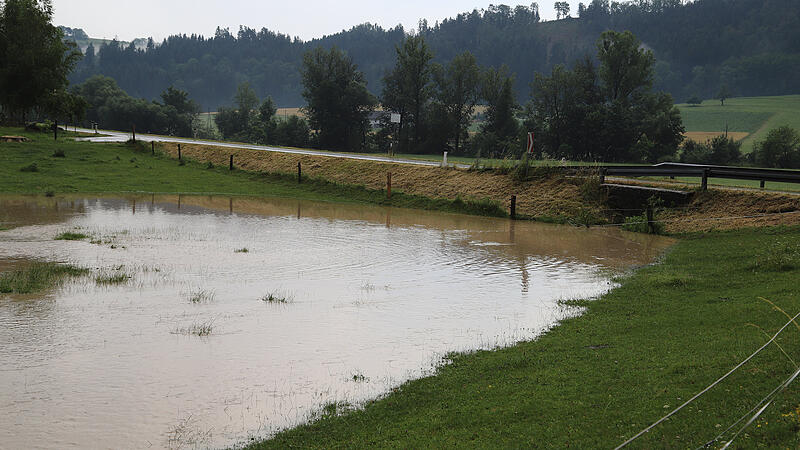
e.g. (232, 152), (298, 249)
(234, 248), (249, 253)
(55, 232), (90, 241)
(351, 372), (368, 383)
(173, 320), (215, 337)
(0, 262), (89, 294)
(261, 291), (293, 304)
(95, 267), (131, 286)
(19, 162), (38, 172)
(186, 289), (215, 303)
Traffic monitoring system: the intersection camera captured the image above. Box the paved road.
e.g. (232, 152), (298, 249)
(74, 128), (469, 169)
(73, 128), (799, 196)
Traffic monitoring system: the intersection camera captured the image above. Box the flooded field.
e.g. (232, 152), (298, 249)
(0, 195), (673, 449)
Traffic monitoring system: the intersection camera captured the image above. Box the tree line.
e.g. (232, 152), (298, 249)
(65, 0), (800, 110)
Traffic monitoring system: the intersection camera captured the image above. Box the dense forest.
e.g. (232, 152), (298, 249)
(66, 0), (800, 110)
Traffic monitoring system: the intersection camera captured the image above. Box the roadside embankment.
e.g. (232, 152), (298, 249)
(163, 142), (800, 233)
(162, 143), (596, 221)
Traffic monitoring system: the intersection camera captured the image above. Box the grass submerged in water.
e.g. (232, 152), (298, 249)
(0, 262), (89, 294)
(247, 226), (800, 449)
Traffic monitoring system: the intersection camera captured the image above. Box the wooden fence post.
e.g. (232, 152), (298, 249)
(178, 144), (182, 161)
(760, 180), (766, 189)
(297, 162), (302, 183)
(230, 155), (234, 171)
(54, 120), (58, 141)
(387, 172), (392, 199)
(511, 195), (517, 219)
(599, 168), (606, 185)
(646, 205), (655, 234)
(701, 168), (709, 191)
(151, 141), (155, 155)
(132, 124), (136, 143)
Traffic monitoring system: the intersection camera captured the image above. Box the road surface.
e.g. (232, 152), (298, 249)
(74, 128), (469, 169)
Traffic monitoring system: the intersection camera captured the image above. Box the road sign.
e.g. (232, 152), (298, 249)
(391, 113), (401, 124)
(527, 131), (535, 154)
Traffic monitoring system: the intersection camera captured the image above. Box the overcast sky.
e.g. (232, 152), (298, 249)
(52, 1), (580, 42)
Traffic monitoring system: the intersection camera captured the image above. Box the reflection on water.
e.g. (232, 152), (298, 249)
(0, 195), (673, 449)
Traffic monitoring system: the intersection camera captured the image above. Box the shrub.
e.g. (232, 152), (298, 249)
(680, 135), (741, 165)
(752, 126), (800, 169)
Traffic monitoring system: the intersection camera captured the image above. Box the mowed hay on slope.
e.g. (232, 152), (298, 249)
(162, 143), (588, 219)
(661, 189), (800, 233)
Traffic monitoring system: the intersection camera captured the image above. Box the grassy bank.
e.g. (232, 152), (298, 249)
(249, 226), (800, 448)
(0, 127), (505, 218)
(0, 262), (89, 294)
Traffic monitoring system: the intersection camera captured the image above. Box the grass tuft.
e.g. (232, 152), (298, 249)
(173, 320), (215, 337)
(261, 291), (293, 304)
(0, 262), (89, 294)
(55, 232), (89, 241)
(234, 248), (249, 253)
(186, 289), (215, 303)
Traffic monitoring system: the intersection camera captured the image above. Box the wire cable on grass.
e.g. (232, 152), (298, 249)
(615, 311), (800, 449)
(719, 365), (800, 449)
(698, 365), (799, 449)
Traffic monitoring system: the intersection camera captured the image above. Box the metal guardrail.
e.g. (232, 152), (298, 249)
(577, 162), (800, 190)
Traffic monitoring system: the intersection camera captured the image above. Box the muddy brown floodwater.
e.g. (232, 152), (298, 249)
(0, 194), (674, 449)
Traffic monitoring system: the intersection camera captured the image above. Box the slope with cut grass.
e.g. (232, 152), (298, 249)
(678, 95), (800, 153)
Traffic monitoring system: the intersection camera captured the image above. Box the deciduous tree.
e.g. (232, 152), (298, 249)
(0, 0), (81, 122)
(301, 46), (376, 151)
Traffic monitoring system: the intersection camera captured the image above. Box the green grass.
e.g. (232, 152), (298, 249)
(678, 95), (800, 153)
(0, 127), (506, 218)
(0, 262), (89, 294)
(249, 226), (800, 449)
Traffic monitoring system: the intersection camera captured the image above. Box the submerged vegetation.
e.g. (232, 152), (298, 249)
(186, 289), (215, 303)
(0, 262), (89, 294)
(261, 291), (292, 304)
(55, 231), (90, 241)
(173, 320), (215, 337)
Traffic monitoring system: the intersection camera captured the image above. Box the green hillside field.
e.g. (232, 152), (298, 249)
(677, 95), (800, 153)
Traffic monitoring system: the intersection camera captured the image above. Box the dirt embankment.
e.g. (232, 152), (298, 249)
(660, 189), (800, 233)
(164, 143), (593, 219)
(162, 143), (800, 233)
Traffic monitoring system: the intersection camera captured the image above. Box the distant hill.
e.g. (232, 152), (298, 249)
(59, 26), (147, 54)
(66, 0), (800, 110)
